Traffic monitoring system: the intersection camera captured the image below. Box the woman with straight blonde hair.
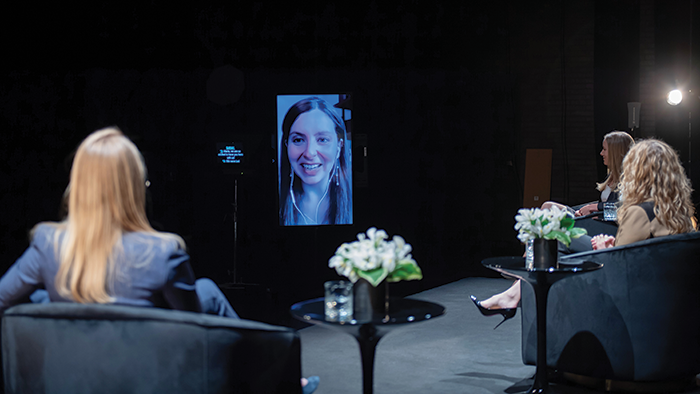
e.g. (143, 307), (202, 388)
(591, 139), (696, 249)
(0, 127), (319, 393)
(574, 130), (636, 216)
(0, 127), (237, 316)
(543, 130), (635, 216)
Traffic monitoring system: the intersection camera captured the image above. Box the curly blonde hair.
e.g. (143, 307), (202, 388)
(618, 139), (695, 234)
(597, 131), (635, 192)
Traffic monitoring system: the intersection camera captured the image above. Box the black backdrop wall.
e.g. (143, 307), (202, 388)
(1, 2), (521, 305)
(2, 1), (697, 321)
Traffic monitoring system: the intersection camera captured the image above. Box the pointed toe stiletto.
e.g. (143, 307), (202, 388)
(470, 295), (517, 329)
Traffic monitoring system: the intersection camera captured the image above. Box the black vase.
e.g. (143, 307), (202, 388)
(532, 238), (558, 269)
(353, 278), (389, 322)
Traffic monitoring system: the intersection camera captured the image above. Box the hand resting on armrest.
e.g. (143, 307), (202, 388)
(591, 234), (615, 250)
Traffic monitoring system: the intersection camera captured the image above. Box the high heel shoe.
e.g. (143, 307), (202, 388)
(470, 295), (517, 329)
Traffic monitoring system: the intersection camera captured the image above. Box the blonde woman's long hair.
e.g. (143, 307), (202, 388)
(53, 127), (183, 303)
(597, 131), (635, 192)
(618, 139), (696, 234)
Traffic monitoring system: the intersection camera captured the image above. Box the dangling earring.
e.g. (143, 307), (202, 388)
(335, 143), (341, 186)
(335, 161), (340, 186)
(289, 170), (295, 194)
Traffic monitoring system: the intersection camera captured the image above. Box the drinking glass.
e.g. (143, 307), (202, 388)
(324, 280), (353, 322)
(603, 202), (618, 221)
(525, 239), (535, 270)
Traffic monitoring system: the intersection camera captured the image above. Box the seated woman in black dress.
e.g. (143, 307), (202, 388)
(0, 127), (319, 393)
(472, 138), (695, 325)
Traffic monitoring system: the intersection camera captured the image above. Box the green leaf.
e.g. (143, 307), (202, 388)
(570, 227), (588, 238)
(356, 267), (388, 287)
(560, 216), (575, 230)
(545, 231), (571, 247)
(386, 262), (423, 283)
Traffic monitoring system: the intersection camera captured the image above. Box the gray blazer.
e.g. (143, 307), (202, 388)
(0, 224), (200, 313)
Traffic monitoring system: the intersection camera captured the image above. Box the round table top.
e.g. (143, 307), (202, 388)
(482, 256), (603, 284)
(483, 255), (602, 272)
(290, 297), (445, 327)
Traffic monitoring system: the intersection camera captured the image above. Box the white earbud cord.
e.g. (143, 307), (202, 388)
(290, 163), (337, 224)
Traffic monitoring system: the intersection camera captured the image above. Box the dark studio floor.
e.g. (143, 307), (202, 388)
(294, 277), (700, 394)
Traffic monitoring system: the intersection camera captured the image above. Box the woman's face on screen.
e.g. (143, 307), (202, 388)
(287, 109), (342, 188)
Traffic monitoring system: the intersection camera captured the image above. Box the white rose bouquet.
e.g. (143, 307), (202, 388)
(514, 206), (587, 246)
(328, 227), (423, 287)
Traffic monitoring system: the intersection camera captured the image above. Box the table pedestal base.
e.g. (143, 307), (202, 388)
(529, 276), (552, 394)
(482, 257), (602, 394)
(290, 298), (445, 394)
(355, 324), (382, 394)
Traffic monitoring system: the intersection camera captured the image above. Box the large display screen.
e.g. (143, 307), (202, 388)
(277, 94), (353, 226)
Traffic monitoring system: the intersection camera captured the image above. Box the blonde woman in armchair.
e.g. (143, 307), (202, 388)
(543, 130), (635, 217)
(0, 127), (319, 394)
(0, 128), (238, 316)
(591, 139), (695, 250)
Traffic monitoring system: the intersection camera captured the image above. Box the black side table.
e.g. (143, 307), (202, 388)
(291, 297), (445, 394)
(482, 256), (602, 394)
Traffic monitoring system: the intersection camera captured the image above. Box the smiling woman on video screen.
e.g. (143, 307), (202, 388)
(278, 96), (352, 226)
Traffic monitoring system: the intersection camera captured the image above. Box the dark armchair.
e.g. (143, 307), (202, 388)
(521, 231), (700, 385)
(2, 303), (302, 394)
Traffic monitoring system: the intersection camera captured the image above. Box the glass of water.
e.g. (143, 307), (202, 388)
(603, 202), (618, 221)
(324, 280), (353, 323)
(525, 238), (535, 270)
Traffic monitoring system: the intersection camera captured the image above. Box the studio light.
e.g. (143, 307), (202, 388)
(667, 89), (683, 105)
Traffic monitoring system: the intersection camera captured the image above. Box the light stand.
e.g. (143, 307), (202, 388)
(688, 100), (692, 179)
(628, 101), (641, 139)
(666, 89), (693, 179)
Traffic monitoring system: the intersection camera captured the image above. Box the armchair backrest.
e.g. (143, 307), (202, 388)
(521, 231), (700, 381)
(2, 303), (302, 394)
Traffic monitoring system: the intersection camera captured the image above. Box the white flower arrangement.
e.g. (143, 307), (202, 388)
(514, 206), (587, 246)
(328, 227), (423, 287)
